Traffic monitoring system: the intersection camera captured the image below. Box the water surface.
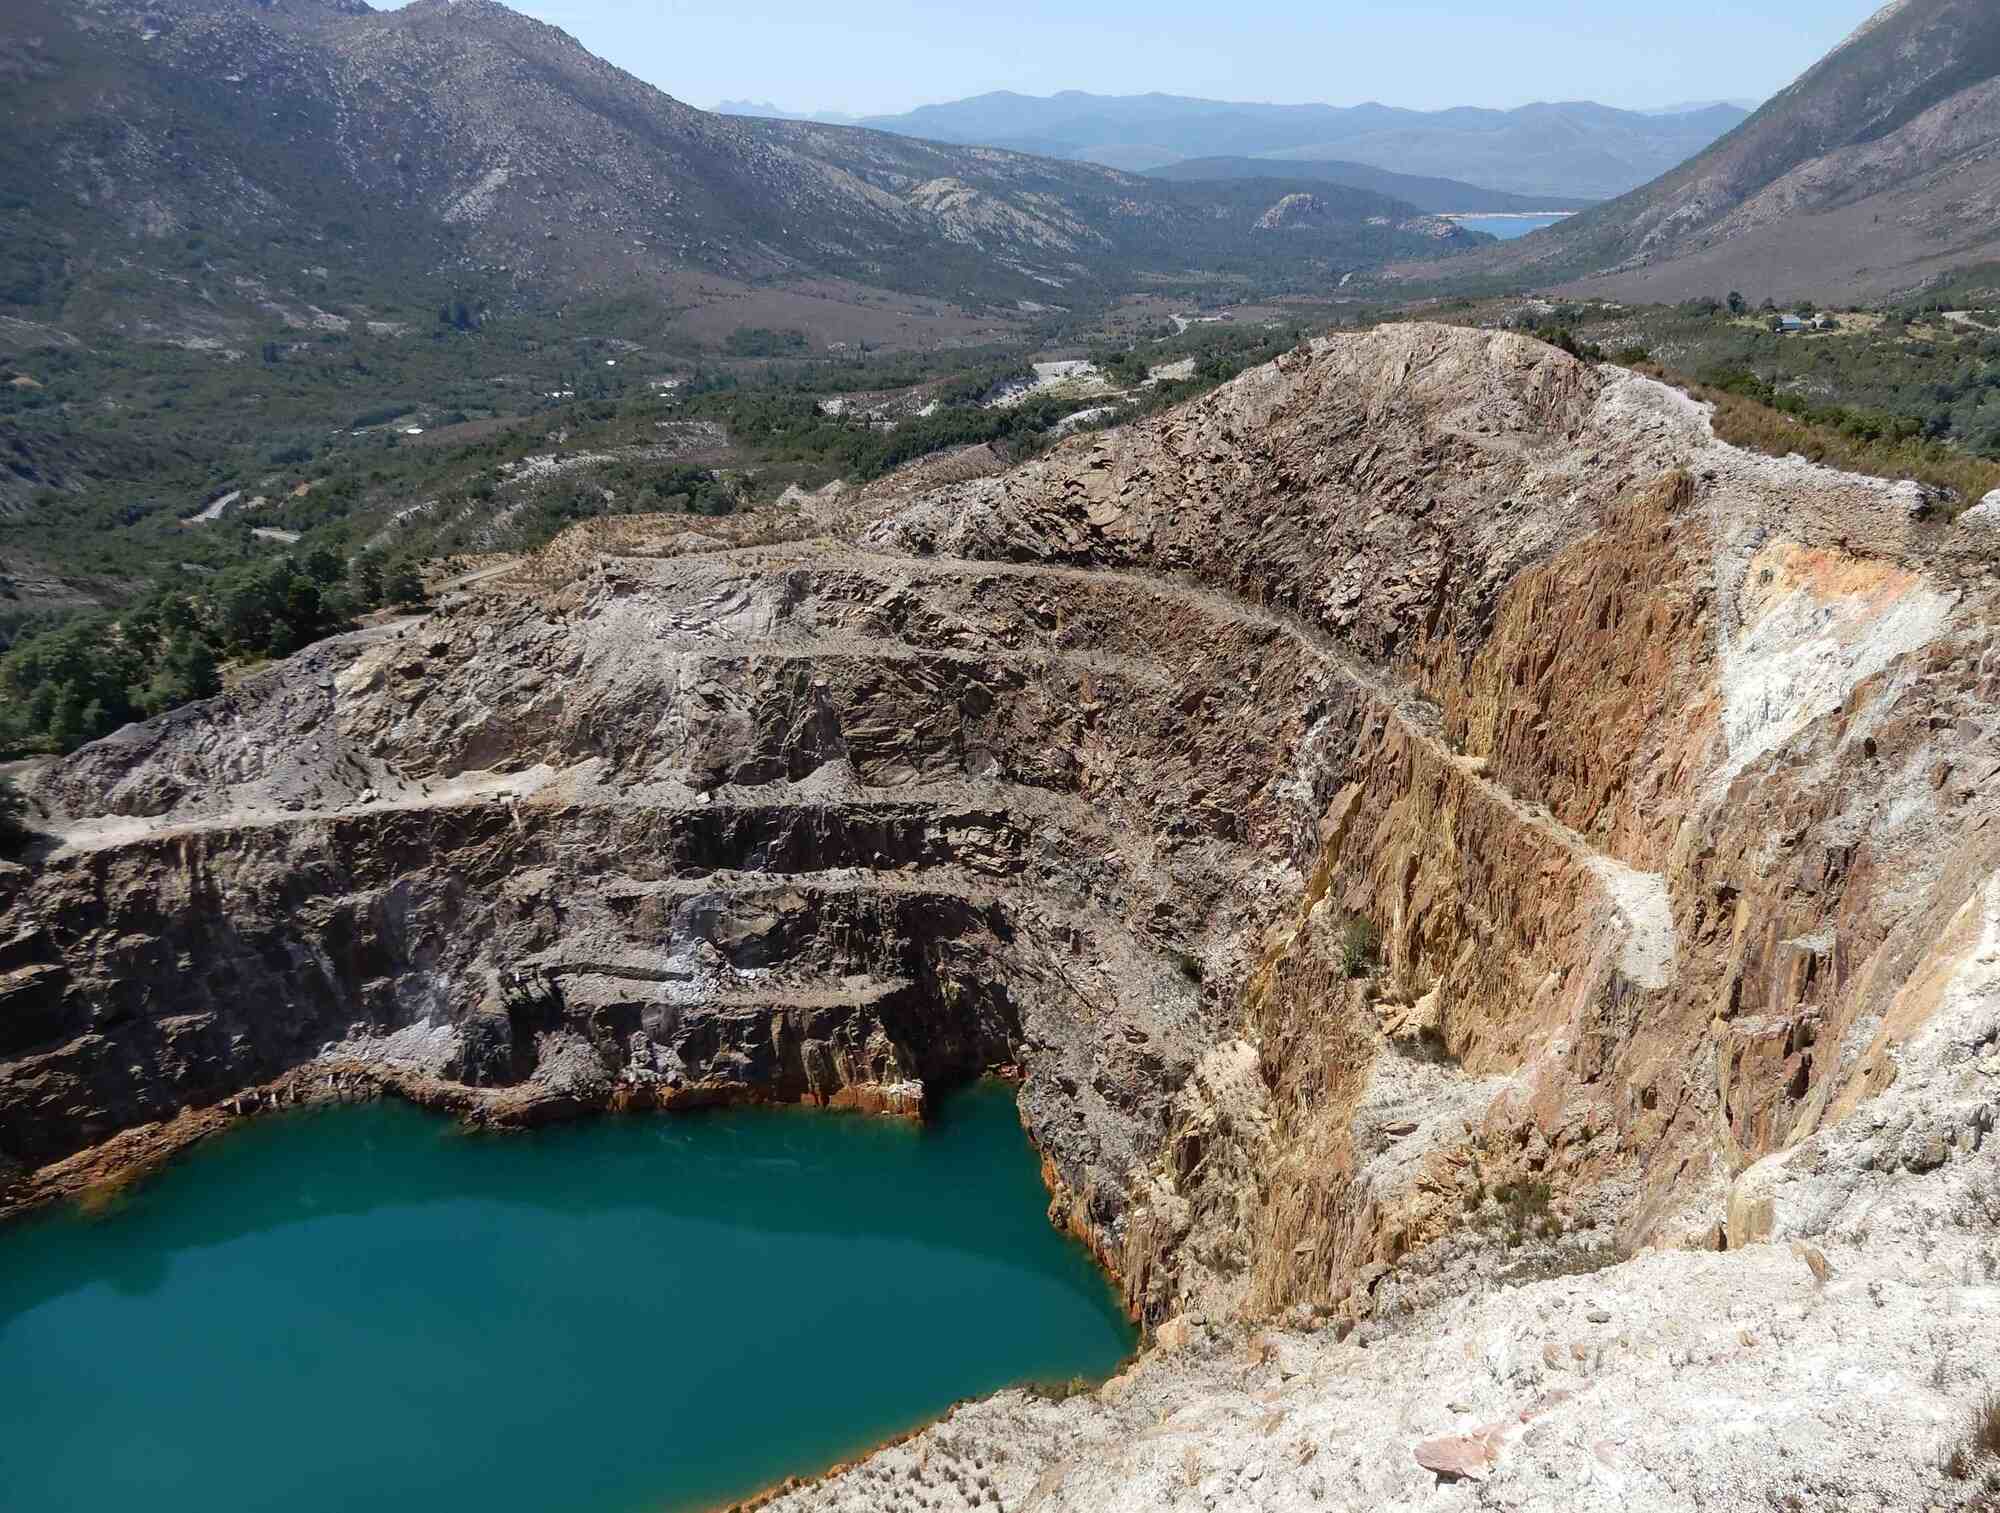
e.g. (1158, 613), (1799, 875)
(0, 1083), (1132, 1513)
(1448, 213), (1573, 239)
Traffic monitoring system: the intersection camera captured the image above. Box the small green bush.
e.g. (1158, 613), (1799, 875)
(1535, 325), (1603, 362)
(1339, 914), (1380, 979)
(1020, 1375), (1092, 1403)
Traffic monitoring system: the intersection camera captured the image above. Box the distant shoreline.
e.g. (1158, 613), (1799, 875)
(1443, 211), (1578, 220)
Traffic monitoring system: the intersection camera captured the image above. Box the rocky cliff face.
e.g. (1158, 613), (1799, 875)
(5, 324), (1999, 1508)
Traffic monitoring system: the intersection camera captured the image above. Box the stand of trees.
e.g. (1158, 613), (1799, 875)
(0, 548), (424, 758)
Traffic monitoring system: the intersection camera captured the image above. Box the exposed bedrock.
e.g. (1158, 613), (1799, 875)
(4, 325), (1999, 1506)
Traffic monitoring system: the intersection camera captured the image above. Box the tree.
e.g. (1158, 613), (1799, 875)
(135, 634), (220, 717)
(46, 683), (95, 751)
(1727, 292), (1747, 316)
(382, 562), (425, 609)
(1535, 326), (1602, 362)
(0, 617), (139, 753)
(351, 553), (385, 607)
(302, 546), (346, 586)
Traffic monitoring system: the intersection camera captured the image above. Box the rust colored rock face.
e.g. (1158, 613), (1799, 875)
(3, 327), (1995, 1389)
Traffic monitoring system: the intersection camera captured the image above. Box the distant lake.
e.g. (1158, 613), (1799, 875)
(1449, 213), (1573, 239)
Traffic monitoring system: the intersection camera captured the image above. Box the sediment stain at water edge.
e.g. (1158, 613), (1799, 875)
(0, 1082), (1133, 1513)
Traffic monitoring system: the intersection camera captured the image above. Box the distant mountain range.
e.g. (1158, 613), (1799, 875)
(1637, 99), (1763, 116)
(1431, 0), (2000, 304)
(713, 100), (862, 125)
(718, 92), (1751, 201)
(0, 0), (1486, 359)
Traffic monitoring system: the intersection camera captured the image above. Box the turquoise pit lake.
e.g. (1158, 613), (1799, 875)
(0, 1082), (1134, 1513)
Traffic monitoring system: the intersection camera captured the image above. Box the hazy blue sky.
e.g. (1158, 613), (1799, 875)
(386, 0), (1883, 117)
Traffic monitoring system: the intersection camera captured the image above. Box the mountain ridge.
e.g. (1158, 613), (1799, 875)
(1424, 0), (2000, 302)
(0, 0), (1479, 349)
(788, 90), (1749, 198)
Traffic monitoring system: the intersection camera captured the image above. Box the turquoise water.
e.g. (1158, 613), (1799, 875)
(1449, 213), (1572, 239)
(0, 1084), (1132, 1513)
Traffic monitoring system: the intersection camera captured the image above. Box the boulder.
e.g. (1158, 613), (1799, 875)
(1890, 479), (1936, 520)
(1413, 1427), (1501, 1481)
(1960, 488), (2000, 527)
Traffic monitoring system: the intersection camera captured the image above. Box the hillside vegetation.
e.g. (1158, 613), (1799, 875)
(0, 0), (1476, 348)
(0, 310), (1310, 756)
(1438, 291), (2000, 507)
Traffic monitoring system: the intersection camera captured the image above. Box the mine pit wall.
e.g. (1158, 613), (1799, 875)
(1418, 472), (1714, 870)
(879, 333), (1689, 1323)
(0, 549), (1337, 1222)
(9, 323), (1995, 1349)
(1118, 663), (1648, 1327)
(1127, 475), (1992, 1322)
(1691, 618), (2000, 1174)
(349, 580), (1317, 857)
(1328, 473), (1993, 1289)
(0, 802), (1039, 1187)
(876, 326), (1997, 1327)
(1414, 458), (2000, 1239)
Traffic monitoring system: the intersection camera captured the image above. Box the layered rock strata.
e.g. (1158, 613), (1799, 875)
(3, 325), (1997, 1509)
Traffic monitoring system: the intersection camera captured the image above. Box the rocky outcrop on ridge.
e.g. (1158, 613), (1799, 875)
(4, 323), (1999, 1509)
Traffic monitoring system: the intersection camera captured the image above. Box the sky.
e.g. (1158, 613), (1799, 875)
(380, 0), (1884, 118)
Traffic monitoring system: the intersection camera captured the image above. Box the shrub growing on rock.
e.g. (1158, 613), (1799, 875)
(0, 776), (28, 854)
(1942, 1390), (2000, 1486)
(1339, 914), (1380, 979)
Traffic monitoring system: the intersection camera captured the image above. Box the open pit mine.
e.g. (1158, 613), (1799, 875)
(3, 324), (1998, 1511)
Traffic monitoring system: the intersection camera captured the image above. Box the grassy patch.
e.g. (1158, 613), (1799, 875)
(1338, 914), (1380, 980)
(1941, 1390), (2000, 1489)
